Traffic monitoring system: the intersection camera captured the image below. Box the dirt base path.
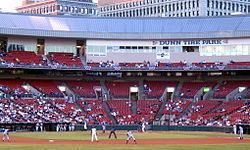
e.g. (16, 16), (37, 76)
(4, 136), (250, 145)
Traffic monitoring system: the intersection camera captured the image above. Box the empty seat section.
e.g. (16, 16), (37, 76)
(3, 51), (44, 65)
(106, 81), (138, 98)
(144, 81), (177, 98)
(27, 80), (63, 97)
(66, 81), (100, 98)
(214, 81), (250, 98)
(227, 62), (250, 67)
(49, 52), (83, 66)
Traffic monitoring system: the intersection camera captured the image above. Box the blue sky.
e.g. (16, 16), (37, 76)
(0, 0), (98, 12)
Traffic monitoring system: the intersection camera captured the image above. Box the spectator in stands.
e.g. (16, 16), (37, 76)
(230, 60), (235, 64)
(154, 61), (159, 67)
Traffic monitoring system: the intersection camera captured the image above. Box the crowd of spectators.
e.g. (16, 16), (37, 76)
(0, 50), (248, 71)
(0, 97), (110, 127)
(161, 99), (250, 127)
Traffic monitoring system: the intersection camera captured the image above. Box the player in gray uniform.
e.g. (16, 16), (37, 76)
(239, 126), (244, 140)
(126, 130), (137, 144)
(2, 128), (10, 142)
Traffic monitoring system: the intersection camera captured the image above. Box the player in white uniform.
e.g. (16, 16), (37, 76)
(35, 123), (39, 132)
(83, 121), (87, 131)
(56, 124), (60, 132)
(239, 126), (243, 140)
(233, 124), (237, 135)
(126, 130), (137, 144)
(91, 128), (98, 142)
(142, 122), (146, 133)
(102, 122), (106, 133)
(2, 128), (10, 142)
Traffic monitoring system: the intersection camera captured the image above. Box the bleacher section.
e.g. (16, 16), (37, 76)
(144, 81), (177, 98)
(180, 82), (216, 98)
(106, 81), (138, 98)
(49, 99), (83, 116)
(48, 52), (83, 66)
(2, 51), (45, 65)
(107, 100), (133, 124)
(0, 80), (29, 96)
(0, 51), (249, 70)
(203, 100), (244, 121)
(77, 100), (112, 124)
(27, 80), (63, 97)
(162, 99), (192, 117)
(188, 100), (222, 121)
(0, 78), (250, 126)
(213, 81), (250, 98)
(229, 101), (250, 123)
(66, 81), (100, 98)
(135, 100), (162, 123)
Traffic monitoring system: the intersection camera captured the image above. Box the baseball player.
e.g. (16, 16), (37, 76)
(102, 122), (106, 133)
(2, 128), (10, 142)
(56, 124), (60, 132)
(142, 122), (146, 133)
(126, 130), (137, 144)
(83, 121), (87, 131)
(91, 127), (98, 142)
(35, 123), (39, 132)
(40, 123), (43, 132)
(108, 128), (117, 139)
(233, 124), (237, 135)
(239, 126), (243, 140)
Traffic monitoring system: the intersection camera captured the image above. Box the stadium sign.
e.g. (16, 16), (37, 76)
(153, 39), (228, 46)
(156, 52), (170, 60)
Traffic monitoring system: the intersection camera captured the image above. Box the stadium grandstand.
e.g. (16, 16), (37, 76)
(0, 12), (250, 131)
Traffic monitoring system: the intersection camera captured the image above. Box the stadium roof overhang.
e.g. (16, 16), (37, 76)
(0, 13), (250, 40)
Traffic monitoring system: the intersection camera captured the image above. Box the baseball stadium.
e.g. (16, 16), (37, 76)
(0, 12), (250, 150)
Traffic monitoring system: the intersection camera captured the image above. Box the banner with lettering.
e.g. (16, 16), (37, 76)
(153, 39), (228, 46)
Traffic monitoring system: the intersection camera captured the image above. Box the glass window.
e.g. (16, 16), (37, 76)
(200, 44), (250, 56)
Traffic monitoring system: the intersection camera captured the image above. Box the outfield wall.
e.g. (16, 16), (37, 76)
(0, 123), (236, 133)
(84, 125), (233, 133)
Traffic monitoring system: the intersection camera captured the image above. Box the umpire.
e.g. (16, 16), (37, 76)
(108, 128), (117, 139)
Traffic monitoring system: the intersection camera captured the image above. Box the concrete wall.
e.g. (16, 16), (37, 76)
(86, 39), (250, 63)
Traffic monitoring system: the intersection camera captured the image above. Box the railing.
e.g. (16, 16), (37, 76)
(1, 62), (250, 71)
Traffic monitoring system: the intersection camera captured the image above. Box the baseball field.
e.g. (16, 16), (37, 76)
(1, 131), (250, 150)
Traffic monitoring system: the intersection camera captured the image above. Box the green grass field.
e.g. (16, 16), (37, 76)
(12, 131), (240, 140)
(1, 131), (250, 150)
